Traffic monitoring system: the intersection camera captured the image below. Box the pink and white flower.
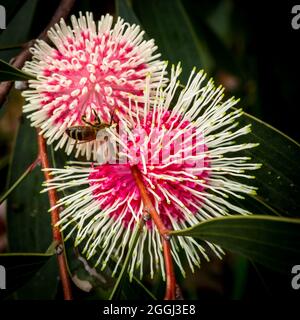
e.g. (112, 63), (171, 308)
(43, 65), (260, 279)
(22, 12), (165, 160)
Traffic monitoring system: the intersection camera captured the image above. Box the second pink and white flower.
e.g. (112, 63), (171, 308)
(44, 65), (260, 279)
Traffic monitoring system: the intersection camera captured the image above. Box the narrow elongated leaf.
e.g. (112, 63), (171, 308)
(7, 117), (51, 252)
(7, 117), (59, 299)
(0, 44), (23, 51)
(0, 252), (54, 300)
(132, 0), (211, 81)
(14, 255), (59, 300)
(0, 58), (35, 80)
(0, 157), (39, 205)
(115, 0), (142, 27)
(238, 113), (300, 217)
(0, 0), (38, 62)
(0, 0), (26, 29)
(182, 1), (240, 76)
(171, 215), (300, 273)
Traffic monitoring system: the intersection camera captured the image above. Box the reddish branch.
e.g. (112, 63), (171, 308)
(162, 239), (176, 300)
(130, 166), (170, 237)
(0, 0), (76, 106)
(37, 131), (73, 300)
(130, 165), (176, 300)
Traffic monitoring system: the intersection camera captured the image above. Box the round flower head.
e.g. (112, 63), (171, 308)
(22, 12), (165, 160)
(43, 65), (261, 279)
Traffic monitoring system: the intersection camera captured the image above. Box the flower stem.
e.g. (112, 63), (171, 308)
(37, 130), (73, 300)
(0, 157), (40, 205)
(130, 165), (176, 300)
(130, 165), (169, 237)
(162, 239), (176, 300)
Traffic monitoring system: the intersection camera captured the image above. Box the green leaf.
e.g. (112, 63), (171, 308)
(0, 157), (39, 205)
(182, 0), (240, 76)
(171, 215), (300, 273)
(13, 255), (59, 300)
(238, 113), (300, 217)
(7, 117), (52, 252)
(0, 252), (54, 300)
(0, 0), (38, 62)
(132, 0), (211, 81)
(0, 44), (23, 51)
(6, 117), (59, 299)
(115, 0), (142, 27)
(0, 1), (26, 29)
(0, 58), (35, 80)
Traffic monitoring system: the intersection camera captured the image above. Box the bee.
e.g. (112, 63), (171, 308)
(66, 108), (114, 143)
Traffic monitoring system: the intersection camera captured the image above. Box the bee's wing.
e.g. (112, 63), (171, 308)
(95, 128), (117, 164)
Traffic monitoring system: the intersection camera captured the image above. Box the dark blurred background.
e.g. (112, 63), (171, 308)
(0, 0), (299, 300)
(181, 0), (300, 143)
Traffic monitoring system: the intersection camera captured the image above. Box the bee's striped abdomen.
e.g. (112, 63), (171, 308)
(65, 126), (97, 141)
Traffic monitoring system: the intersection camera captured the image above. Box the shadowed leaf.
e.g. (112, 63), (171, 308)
(7, 117), (58, 299)
(0, 59), (35, 80)
(237, 113), (300, 217)
(132, 0), (210, 81)
(171, 215), (300, 273)
(0, 252), (54, 300)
